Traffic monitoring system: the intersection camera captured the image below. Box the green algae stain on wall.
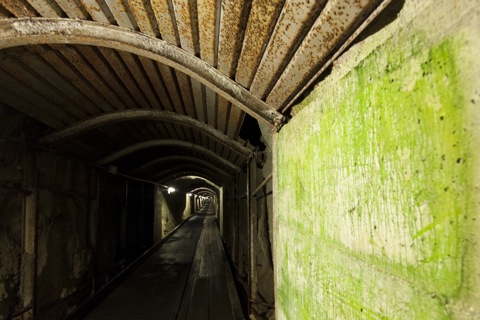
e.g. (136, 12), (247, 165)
(275, 34), (472, 319)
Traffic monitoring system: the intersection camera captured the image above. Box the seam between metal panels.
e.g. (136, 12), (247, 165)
(228, 0), (252, 80)
(189, 0), (200, 57)
(213, 0), (221, 68)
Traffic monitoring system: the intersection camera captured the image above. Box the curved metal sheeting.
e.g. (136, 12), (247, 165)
(155, 167), (226, 186)
(39, 109), (252, 157)
(190, 187), (216, 196)
(0, 18), (286, 129)
(168, 175), (222, 191)
(129, 155), (231, 178)
(0, 0), (392, 189)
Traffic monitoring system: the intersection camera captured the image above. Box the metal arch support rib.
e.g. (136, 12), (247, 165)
(39, 109), (251, 157)
(0, 18), (286, 130)
(130, 155), (231, 178)
(154, 168), (225, 185)
(154, 168), (224, 185)
(190, 187), (217, 195)
(97, 139), (241, 172)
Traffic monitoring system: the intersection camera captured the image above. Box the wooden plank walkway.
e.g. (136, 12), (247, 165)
(85, 203), (244, 320)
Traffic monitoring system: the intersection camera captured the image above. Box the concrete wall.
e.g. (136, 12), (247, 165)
(157, 190), (186, 238)
(183, 194), (193, 220)
(274, 0), (480, 319)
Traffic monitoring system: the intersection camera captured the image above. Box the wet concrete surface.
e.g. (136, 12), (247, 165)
(85, 203), (243, 319)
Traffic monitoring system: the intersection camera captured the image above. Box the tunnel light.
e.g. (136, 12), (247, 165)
(167, 187), (176, 194)
(186, 193), (192, 196)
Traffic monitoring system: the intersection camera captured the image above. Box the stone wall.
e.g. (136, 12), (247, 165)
(274, 0), (480, 318)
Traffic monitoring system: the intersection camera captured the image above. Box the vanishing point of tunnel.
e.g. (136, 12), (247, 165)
(1, 0), (480, 319)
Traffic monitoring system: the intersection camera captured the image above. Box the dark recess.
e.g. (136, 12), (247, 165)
(239, 114), (265, 151)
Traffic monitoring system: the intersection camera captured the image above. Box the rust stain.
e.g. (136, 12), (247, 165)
(151, 0), (178, 45)
(0, 0), (386, 144)
(235, 0), (284, 88)
(56, 0), (89, 19)
(217, 0), (245, 78)
(104, 0), (136, 29)
(23, 0), (64, 17)
(81, 0), (116, 24)
(126, 0), (158, 36)
(0, 0), (38, 17)
(172, 0), (196, 54)
(267, 0), (378, 109)
(197, 0), (216, 66)
(250, 0), (327, 99)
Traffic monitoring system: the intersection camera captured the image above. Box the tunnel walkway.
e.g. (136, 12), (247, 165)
(85, 203), (244, 320)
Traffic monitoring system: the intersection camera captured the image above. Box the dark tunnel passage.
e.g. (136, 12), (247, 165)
(1, 1), (480, 320)
(0, 103), (273, 319)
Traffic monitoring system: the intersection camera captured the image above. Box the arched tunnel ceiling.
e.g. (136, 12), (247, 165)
(0, 0), (391, 182)
(156, 167), (225, 184)
(161, 175), (221, 198)
(129, 156), (231, 178)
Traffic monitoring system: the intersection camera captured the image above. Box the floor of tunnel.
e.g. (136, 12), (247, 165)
(84, 203), (244, 320)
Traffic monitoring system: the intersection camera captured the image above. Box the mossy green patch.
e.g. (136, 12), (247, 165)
(275, 33), (471, 319)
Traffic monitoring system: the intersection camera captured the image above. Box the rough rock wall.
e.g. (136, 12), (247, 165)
(36, 154), (156, 320)
(0, 190), (23, 319)
(0, 105), (161, 320)
(183, 194), (193, 219)
(0, 105), (40, 319)
(36, 151), (93, 319)
(274, 0), (480, 319)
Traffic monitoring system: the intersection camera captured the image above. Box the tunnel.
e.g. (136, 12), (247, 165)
(1, 0), (480, 319)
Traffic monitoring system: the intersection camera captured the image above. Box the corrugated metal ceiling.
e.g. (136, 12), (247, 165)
(0, 0), (390, 181)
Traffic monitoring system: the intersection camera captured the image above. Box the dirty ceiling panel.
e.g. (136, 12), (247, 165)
(0, 0), (389, 180)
